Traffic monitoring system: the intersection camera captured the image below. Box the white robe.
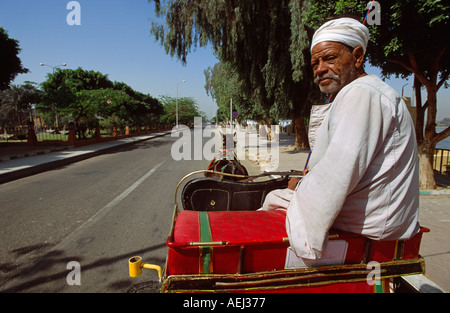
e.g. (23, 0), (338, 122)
(263, 74), (420, 260)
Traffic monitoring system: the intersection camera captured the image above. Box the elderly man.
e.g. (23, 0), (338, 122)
(262, 17), (420, 260)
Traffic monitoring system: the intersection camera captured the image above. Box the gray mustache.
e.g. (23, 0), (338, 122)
(314, 74), (339, 85)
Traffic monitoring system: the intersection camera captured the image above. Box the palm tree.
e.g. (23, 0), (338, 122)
(0, 83), (43, 135)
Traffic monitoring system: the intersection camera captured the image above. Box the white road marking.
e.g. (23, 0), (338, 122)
(52, 161), (164, 250)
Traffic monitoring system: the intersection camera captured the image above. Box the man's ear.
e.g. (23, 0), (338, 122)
(353, 46), (365, 70)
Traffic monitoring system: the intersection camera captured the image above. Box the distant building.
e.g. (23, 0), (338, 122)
(402, 97), (416, 125)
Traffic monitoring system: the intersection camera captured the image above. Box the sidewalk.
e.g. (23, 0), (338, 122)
(0, 144), (72, 162)
(0, 131), (171, 184)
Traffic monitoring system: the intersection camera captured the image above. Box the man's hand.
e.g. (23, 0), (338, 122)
(288, 169), (309, 191)
(288, 177), (301, 190)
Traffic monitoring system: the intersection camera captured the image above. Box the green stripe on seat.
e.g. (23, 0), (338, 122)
(199, 212), (213, 274)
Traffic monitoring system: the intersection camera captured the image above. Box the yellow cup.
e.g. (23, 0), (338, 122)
(128, 256), (143, 277)
(128, 256), (162, 281)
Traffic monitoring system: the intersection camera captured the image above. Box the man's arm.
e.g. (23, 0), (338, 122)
(286, 83), (386, 259)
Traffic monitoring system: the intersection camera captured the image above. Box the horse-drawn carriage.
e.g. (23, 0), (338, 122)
(128, 133), (428, 293)
(128, 170), (428, 293)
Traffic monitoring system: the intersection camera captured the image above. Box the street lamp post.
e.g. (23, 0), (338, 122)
(40, 63), (67, 73)
(176, 80), (187, 129)
(40, 63), (67, 130)
(401, 83), (409, 97)
(230, 97), (233, 134)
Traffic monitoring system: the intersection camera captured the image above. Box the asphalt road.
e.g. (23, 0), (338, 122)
(0, 133), (222, 292)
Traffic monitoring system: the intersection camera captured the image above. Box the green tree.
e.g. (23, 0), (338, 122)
(204, 62), (252, 124)
(159, 95), (203, 125)
(0, 83), (43, 130)
(0, 28), (29, 91)
(40, 68), (164, 138)
(150, 0), (322, 147)
(40, 68), (115, 138)
(303, 0), (450, 189)
(75, 89), (130, 121)
(113, 81), (164, 125)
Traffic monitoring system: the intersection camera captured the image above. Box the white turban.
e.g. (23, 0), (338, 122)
(311, 18), (370, 54)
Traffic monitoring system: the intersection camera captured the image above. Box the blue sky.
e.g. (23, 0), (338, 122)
(0, 0), (219, 118)
(1, 0), (449, 120)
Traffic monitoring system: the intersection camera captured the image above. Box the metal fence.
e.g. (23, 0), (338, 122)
(1, 124), (173, 145)
(0, 126), (128, 143)
(1, 126), (71, 143)
(434, 149), (450, 175)
(35, 126), (70, 142)
(0, 126), (29, 142)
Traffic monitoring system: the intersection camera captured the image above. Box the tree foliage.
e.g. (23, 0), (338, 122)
(39, 68), (163, 138)
(204, 61), (266, 123)
(0, 28), (29, 91)
(159, 95), (204, 125)
(40, 68), (113, 124)
(150, 0), (322, 146)
(0, 83), (43, 128)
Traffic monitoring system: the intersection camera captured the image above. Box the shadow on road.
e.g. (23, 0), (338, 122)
(1, 242), (167, 293)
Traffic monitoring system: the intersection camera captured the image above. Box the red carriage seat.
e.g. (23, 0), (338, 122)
(166, 210), (428, 276)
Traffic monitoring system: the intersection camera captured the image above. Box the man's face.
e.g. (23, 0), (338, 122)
(311, 41), (360, 95)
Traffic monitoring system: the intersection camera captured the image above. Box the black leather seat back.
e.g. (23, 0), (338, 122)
(181, 177), (290, 211)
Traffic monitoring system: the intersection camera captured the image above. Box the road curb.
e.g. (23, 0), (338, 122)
(0, 146), (73, 162)
(0, 131), (171, 185)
